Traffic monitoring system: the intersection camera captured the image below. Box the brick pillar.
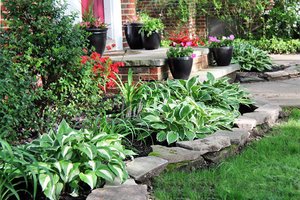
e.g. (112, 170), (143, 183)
(121, 0), (137, 48)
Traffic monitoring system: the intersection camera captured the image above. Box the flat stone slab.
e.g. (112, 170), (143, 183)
(151, 145), (203, 163)
(210, 128), (250, 146)
(176, 136), (231, 154)
(242, 77), (300, 107)
(104, 178), (137, 188)
(87, 185), (148, 200)
(255, 104), (282, 125)
(265, 70), (289, 79)
(243, 111), (270, 125)
(126, 156), (168, 182)
(203, 145), (239, 164)
(234, 116), (257, 131)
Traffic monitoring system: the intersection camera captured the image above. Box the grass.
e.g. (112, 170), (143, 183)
(153, 109), (300, 200)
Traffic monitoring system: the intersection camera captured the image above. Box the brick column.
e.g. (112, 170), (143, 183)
(121, 0), (137, 48)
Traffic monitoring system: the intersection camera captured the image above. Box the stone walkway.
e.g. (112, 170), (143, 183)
(242, 54), (300, 107)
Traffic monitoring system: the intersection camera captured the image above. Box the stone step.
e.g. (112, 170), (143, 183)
(191, 64), (240, 82)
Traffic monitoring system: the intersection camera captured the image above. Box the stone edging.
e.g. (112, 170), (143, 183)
(87, 103), (282, 200)
(237, 65), (300, 83)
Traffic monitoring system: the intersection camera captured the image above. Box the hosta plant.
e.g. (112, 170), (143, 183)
(0, 120), (134, 200)
(233, 43), (272, 72)
(117, 74), (252, 144)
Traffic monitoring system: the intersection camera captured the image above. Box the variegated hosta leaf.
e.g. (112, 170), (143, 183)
(77, 143), (97, 160)
(108, 163), (127, 182)
(61, 145), (72, 159)
(79, 171), (97, 189)
(97, 147), (112, 161)
(54, 161), (80, 183)
(96, 165), (114, 182)
(39, 174), (62, 200)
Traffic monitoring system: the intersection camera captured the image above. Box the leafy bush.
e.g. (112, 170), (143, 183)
(247, 38), (300, 54)
(0, 120), (133, 200)
(264, 0), (300, 39)
(233, 42), (272, 72)
(140, 13), (164, 36)
(0, 0), (107, 141)
(115, 73), (252, 144)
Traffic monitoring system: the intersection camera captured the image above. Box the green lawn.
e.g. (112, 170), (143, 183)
(153, 109), (300, 200)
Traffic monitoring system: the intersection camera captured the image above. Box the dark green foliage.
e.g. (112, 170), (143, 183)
(233, 41), (272, 72)
(264, 0), (300, 39)
(0, 0), (104, 141)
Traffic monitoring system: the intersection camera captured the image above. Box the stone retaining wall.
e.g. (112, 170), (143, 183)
(87, 103), (283, 199)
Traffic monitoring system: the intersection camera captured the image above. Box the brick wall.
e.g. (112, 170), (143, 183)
(136, 0), (207, 38)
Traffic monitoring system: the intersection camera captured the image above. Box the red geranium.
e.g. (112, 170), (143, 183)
(169, 30), (203, 47)
(80, 52), (124, 93)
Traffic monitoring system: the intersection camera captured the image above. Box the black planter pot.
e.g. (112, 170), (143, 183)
(210, 46), (233, 66)
(142, 31), (161, 50)
(168, 57), (193, 80)
(124, 23), (144, 49)
(86, 28), (108, 56)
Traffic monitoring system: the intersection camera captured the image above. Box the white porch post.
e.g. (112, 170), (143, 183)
(104, 0), (123, 50)
(64, 0), (82, 23)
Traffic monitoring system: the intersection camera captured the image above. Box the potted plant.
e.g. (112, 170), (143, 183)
(124, 15), (144, 49)
(81, 7), (108, 56)
(140, 14), (164, 50)
(208, 35), (235, 66)
(166, 32), (199, 79)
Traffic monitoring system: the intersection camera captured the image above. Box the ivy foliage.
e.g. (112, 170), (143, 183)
(0, 0), (105, 141)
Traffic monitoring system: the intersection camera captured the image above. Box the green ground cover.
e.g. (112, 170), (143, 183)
(153, 109), (300, 200)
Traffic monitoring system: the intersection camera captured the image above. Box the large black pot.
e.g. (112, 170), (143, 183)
(142, 31), (161, 50)
(210, 46), (233, 66)
(168, 57), (193, 80)
(86, 28), (108, 56)
(124, 23), (144, 49)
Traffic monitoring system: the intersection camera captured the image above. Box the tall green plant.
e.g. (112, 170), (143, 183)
(0, 0), (104, 141)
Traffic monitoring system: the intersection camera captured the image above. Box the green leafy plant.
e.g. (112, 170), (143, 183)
(114, 74), (252, 144)
(167, 46), (195, 58)
(0, 120), (133, 200)
(247, 38), (300, 54)
(140, 13), (164, 36)
(0, 0), (111, 141)
(233, 42), (272, 72)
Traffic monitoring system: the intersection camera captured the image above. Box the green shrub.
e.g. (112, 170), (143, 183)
(248, 38), (300, 54)
(0, 0), (106, 141)
(0, 120), (133, 200)
(233, 42), (272, 72)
